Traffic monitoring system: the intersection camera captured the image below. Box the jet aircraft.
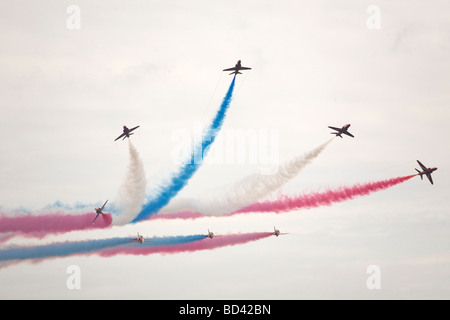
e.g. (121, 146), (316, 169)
(207, 229), (223, 239)
(92, 200), (108, 224)
(415, 160), (438, 185)
(273, 226), (288, 237)
(135, 233), (145, 244)
(114, 125), (140, 141)
(328, 124), (354, 138)
(223, 60), (251, 75)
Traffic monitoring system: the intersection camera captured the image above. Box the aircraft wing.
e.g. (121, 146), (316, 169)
(426, 173), (434, 185)
(417, 160), (427, 171)
(92, 213), (100, 224)
(128, 125), (140, 132)
(222, 67), (236, 72)
(239, 67), (252, 70)
(100, 200), (108, 211)
(114, 133), (126, 141)
(344, 131), (354, 138)
(328, 126), (340, 131)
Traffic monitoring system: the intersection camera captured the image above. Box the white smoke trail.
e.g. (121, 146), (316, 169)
(113, 141), (147, 225)
(161, 138), (333, 216)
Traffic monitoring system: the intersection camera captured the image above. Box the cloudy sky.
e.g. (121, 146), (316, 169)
(0, 0), (449, 299)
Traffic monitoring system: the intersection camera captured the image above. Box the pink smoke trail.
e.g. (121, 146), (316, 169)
(234, 175), (417, 215)
(98, 232), (273, 258)
(0, 212), (112, 238)
(149, 175), (417, 220)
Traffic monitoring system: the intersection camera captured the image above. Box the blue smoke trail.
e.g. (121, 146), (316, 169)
(0, 237), (132, 262)
(132, 76), (236, 222)
(0, 235), (207, 263)
(139, 234), (207, 247)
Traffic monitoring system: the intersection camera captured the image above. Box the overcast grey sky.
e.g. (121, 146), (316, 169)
(0, 1), (449, 299)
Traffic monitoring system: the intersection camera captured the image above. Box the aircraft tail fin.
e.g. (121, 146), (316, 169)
(415, 169), (423, 179)
(330, 132), (342, 138)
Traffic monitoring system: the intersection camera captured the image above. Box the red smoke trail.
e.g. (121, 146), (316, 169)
(234, 175), (417, 215)
(149, 175), (417, 220)
(98, 232), (273, 258)
(0, 212), (112, 238)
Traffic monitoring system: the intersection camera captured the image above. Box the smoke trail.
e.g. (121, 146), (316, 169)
(113, 141), (147, 225)
(0, 233), (271, 265)
(132, 76), (236, 222)
(99, 232), (272, 257)
(234, 175), (417, 215)
(162, 138), (333, 216)
(0, 212), (112, 238)
(206, 138), (333, 214)
(1, 140), (146, 236)
(149, 210), (204, 221)
(0, 237), (131, 263)
(0, 234), (207, 264)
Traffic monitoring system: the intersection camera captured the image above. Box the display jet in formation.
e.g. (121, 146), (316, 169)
(415, 160), (438, 185)
(114, 125), (140, 141)
(273, 226), (288, 237)
(328, 124), (354, 138)
(135, 233), (145, 244)
(223, 60), (252, 75)
(92, 200), (108, 224)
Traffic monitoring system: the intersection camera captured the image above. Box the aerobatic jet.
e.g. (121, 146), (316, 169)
(207, 229), (223, 239)
(223, 60), (252, 75)
(415, 160), (438, 185)
(273, 226), (288, 237)
(328, 124), (354, 138)
(92, 200), (108, 224)
(114, 125), (140, 141)
(208, 229), (221, 239)
(135, 233), (145, 244)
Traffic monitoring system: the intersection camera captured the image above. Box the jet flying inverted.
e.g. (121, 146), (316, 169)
(114, 125), (140, 141)
(92, 200), (108, 224)
(273, 226), (288, 237)
(328, 124), (354, 138)
(223, 60), (251, 75)
(415, 160), (438, 185)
